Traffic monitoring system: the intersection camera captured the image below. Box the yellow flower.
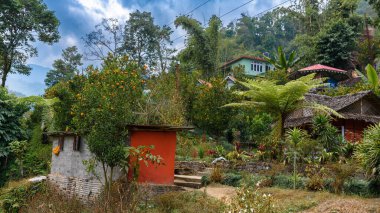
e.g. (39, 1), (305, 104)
(80, 112), (84, 116)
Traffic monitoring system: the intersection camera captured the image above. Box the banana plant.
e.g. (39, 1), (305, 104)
(366, 64), (379, 94)
(263, 46), (301, 73)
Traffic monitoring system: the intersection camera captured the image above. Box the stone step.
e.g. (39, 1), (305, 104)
(197, 167), (213, 176)
(174, 174), (203, 183)
(197, 171), (210, 176)
(174, 179), (202, 189)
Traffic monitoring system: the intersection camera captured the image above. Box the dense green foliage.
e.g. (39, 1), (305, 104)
(315, 19), (357, 69)
(45, 75), (85, 131)
(0, 88), (28, 160)
(72, 55), (144, 188)
(355, 123), (380, 180)
(175, 15), (222, 78)
(0, 0), (60, 87)
(311, 114), (341, 152)
(225, 74), (327, 141)
(191, 78), (233, 135)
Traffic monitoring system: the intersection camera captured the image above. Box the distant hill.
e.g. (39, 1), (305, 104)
(8, 90), (26, 97)
(7, 64), (50, 96)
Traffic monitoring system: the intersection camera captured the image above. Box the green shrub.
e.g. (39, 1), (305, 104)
(368, 178), (380, 196)
(305, 164), (326, 191)
(222, 173), (242, 187)
(273, 175), (306, 189)
(198, 147), (205, 159)
(355, 123), (380, 180)
(240, 174), (266, 187)
(210, 166), (223, 183)
(201, 176), (210, 186)
(1, 182), (43, 213)
(343, 179), (371, 197)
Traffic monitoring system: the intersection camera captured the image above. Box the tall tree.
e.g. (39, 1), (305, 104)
(83, 18), (124, 61)
(84, 13), (174, 72)
(0, 0), (60, 87)
(123, 10), (173, 72)
(175, 15), (222, 78)
(45, 46), (83, 87)
(315, 19), (357, 69)
(224, 74), (338, 141)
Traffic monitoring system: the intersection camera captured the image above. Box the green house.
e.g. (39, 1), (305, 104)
(221, 56), (274, 76)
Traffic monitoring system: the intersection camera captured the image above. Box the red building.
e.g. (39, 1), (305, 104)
(128, 125), (192, 185)
(284, 91), (380, 142)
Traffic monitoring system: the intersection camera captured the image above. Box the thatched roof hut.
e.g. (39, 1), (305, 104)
(285, 90), (380, 128)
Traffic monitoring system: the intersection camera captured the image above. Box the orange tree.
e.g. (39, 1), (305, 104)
(190, 77), (233, 136)
(45, 75), (85, 131)
(71, 54), (144, 189)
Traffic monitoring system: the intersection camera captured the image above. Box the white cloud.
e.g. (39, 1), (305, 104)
(69, 0), (132, 24)
(65, 34), (78, 46)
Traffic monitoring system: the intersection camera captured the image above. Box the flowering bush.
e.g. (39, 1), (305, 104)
(71, 54), (144, 189)
(227, 186), (274, 213)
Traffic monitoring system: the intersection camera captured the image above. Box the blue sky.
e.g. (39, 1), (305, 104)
(7, 0), (289, 96)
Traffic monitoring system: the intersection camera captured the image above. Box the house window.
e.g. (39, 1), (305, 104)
(260, 65), (263, 72)
(251, 63), (254, 71)
(73, 136), (81, 151)
(58, 136), (64, 151)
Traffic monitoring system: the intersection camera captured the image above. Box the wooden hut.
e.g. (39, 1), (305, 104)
(284, 91), (380, 142)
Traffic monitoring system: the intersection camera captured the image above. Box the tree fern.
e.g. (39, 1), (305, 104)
(224, 73), (339, 141)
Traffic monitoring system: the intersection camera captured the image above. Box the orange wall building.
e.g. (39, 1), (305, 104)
(128, 125), (192, 185)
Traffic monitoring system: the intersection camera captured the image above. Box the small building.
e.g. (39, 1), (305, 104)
(47, 125), (192, 201)
(221, 56), (274, 76)
(224, 75), (237, 89)
(289, 64), (350, 87)
(128, 125), (192, 185)
(284, 91), (380, 142)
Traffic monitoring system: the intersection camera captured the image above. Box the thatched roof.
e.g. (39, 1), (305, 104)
(284, 91), (380, 128)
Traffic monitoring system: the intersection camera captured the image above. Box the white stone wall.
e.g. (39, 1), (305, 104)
(49, 136), (122, 201)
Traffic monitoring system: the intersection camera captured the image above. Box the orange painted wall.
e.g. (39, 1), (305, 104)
(130, 131), (177, 184)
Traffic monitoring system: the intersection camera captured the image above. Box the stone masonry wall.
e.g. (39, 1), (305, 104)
(49, 136), (122, 201)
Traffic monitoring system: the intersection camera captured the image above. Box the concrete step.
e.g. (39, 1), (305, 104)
(174, 179), (202, 189)
(174, 174), (203, 183)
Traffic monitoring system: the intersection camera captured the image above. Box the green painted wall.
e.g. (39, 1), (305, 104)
(230, 58), (273, 76)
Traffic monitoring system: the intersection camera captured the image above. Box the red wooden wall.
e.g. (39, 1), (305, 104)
(129, 130), (177, 185)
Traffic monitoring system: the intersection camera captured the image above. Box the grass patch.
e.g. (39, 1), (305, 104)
(151, 191), (226, 213)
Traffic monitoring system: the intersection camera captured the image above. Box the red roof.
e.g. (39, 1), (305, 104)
(299, 64), (347, 73)
(221, 55), (267, 68)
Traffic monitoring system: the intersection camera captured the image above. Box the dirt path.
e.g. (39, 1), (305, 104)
(183, 184), (237, 203)
(302, 198), (380, 213)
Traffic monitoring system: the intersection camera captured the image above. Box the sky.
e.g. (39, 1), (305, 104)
(6, 0), (291, 96)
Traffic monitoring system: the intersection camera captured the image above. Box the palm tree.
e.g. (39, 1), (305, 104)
(264, 46), (301, 73)
(224, 73), (340, 141)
